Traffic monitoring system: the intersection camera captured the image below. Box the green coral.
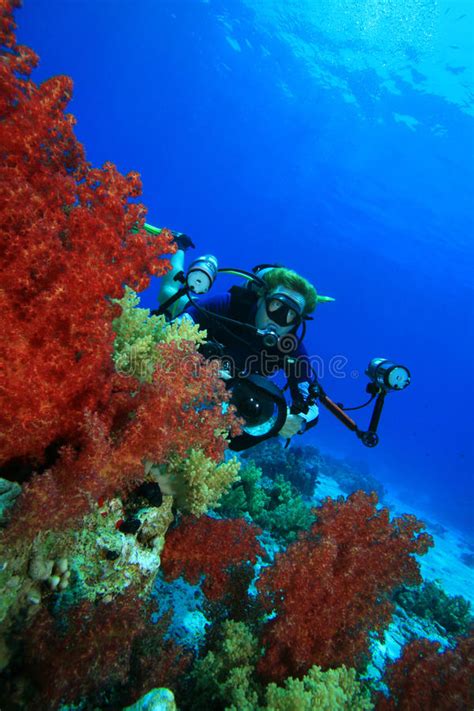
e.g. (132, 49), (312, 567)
(218, 461), (270, 520)
(190, 620), (373, 710)
(112, 287), (207, 382)
(394, 581), (473, 636)
(219, 463), (314, 543)
(257, 475), (315, 543)
(191, 620), (260, 711)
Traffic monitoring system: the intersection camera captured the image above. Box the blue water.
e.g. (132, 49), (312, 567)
(17, 0), (473, 535)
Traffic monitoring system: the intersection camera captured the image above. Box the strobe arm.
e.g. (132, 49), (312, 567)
(313, 384), (381, 447)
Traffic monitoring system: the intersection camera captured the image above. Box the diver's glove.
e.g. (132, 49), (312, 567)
(279, 412), (306, 439)
(171, 231), (195, 251)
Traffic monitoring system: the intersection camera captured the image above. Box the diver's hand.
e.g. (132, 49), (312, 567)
(279, 413), (305, 439)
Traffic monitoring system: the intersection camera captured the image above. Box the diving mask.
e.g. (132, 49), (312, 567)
(265, 291), (305, 327)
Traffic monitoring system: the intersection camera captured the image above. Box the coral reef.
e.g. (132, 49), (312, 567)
(256, 475), (315, 544)
(257, 491), (434, 682)
(375, 634), (474, 710)
(1, 4), (472, 709)
(0, 493), (174, 671)
(112, 286), (207, 383)
(242, 440), (319, 498)
(263, 666), (373, 710)
(4, 337), (236, 541)
(190, 620), (261, 710)
(148, 450), (241, 517)
(20, 591), (147, 708)
(190, 620), (373, 710)
(219, 462), (315, 543)
(394, 580), (473, 637)
(0, 6), (240, 703)
(0, 0), (238, 542)
(0, 1), (174, 467)
(217, 460), (269, 520)
(6, 589), (191, 710)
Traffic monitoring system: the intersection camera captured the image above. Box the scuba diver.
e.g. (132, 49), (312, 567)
(146, 224), (411, 452)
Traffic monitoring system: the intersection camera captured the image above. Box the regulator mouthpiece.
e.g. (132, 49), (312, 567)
(366, 358), (411, 392)
(259, 326), (280, 349)
(186, 254), (218, 294)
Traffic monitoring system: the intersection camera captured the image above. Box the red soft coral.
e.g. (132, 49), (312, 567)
(161, 515), (264, 601)
(376, 634), (474, 710)
(15, 590), (191, 710)
(5, 343), (236, 539)
(0, 1), (239, 539)
(256, 491), (434, 682)
(0, 0), (173, 465)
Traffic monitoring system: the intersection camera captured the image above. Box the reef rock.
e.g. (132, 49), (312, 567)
(123, 687), (176, 711)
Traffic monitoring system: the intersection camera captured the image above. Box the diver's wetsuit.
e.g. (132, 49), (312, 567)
(183, 288), (319, 430)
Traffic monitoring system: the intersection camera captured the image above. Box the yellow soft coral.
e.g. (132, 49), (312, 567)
(264, 666), (373, 710)
(192, 621), (260, 711)
(160, 315), (207, 348)
(147, 451), (240, 516)
(191, 620), (374, 711)
(112, 287), (207, 382)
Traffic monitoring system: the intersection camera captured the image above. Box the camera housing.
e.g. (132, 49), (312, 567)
(226, 374), (288, 451)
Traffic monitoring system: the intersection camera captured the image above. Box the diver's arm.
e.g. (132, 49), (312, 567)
(294, 381), (320, 427)
(279, 393), (319, 439)
(183, 293), (232, 325)
(172, 293), (232, 333)
(285, 344), (319, 432)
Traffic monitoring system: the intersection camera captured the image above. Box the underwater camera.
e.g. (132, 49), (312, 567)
(225, 374), (288, 451)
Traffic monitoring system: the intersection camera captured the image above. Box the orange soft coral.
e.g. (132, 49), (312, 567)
(256, 491), (434, 682)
